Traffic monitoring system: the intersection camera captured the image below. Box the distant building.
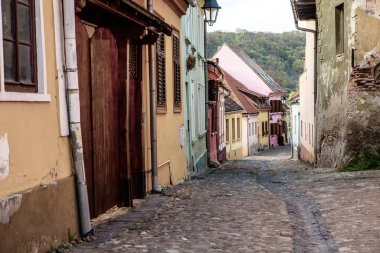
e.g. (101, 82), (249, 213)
(223, 70), (267, 156)
(213, 44), (287, 148)
(289, 92), (301, 159)
(207, 60), (229, 164)
(224, 97), (244, 160)
(292, 0), (380, 167)
(181, 0), (207, 177)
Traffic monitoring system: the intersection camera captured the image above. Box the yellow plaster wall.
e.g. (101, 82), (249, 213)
(225, 112), (243, 160)
(355, 8), (380, 63)
(258, 110), (270, 149)
(0, 1), (73, 197)
(143, 0), (187, 190)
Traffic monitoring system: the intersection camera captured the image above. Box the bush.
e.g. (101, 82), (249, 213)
(339, 146), (380, 172)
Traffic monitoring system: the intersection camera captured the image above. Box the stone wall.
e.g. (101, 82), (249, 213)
(316, 0), (380, 168)
(345, 65), (380, 158)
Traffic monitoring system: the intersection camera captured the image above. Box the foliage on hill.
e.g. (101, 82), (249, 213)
(206, 30), (306, 92)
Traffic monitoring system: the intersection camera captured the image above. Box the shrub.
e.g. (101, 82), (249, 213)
(339, 146), (380, 172)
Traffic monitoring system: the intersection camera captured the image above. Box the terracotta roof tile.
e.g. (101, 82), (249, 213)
(225, 97), (243, 113)
(223, 69), (261, 114)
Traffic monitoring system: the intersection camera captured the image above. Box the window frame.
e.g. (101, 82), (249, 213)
(197, 82), (206, 136)
(0, 0), (49, 102)
(335, 3), (344, 55)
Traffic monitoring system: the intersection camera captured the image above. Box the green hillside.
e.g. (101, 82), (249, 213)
(206, 30), (306, 92)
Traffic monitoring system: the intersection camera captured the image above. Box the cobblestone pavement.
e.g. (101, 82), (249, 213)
(70, 146), (380, 253)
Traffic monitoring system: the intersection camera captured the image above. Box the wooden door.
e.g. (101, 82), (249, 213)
(128, 42), (145, 199)
(76, 18), (126, 218)
(91, 27), (121, 215)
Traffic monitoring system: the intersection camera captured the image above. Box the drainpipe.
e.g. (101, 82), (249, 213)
(246, 115), (250, 156)
(204, 20), (210, 165)
(62, 0), (92, 236)
(290, 0), (318, 165)
(147, 0), (160, 192)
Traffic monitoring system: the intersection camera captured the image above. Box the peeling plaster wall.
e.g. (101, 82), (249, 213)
(316, 0), (353, 167)
(0, 134), (10, 179)
(0, 0), (73, 197)
(0, 0), (79, 249)
(299, 21), (316, 163)
(0, 194), (22, 224)
(317, 0), (380, 167)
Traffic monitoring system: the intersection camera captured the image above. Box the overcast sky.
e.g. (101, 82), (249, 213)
(207, 0), (296, 33)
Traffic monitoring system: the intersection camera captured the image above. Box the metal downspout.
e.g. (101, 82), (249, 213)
(246, 115), (250, 156)
(147, 0), (159, 192)
(290, 0), (318, 165)
(204, 20), (210, 165)
(62, 0), (92, 236)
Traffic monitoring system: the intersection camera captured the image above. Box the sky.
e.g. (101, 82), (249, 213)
(207, 0), (296, 33)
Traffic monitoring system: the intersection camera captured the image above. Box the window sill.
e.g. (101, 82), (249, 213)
(157, 106), (167, 114)
(198, 130), (207, 138)
(336, 53), (345, 62)
(0, 92), (51, 102)
(173, 106), (182, 113)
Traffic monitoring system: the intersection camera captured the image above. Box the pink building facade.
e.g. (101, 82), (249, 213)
(213, 44), (287, 148)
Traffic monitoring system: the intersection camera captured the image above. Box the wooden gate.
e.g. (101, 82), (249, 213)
(128, 42), (145, 199)
(76, 19), (128, 218)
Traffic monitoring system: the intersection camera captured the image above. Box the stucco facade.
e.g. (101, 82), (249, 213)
(290, 94), (301, 159)
(0, 1), (79, 251)
(258, 110), (270, 150)
(143, 0), (189, 189)
(299, 21), (316, 163)
(181, 0), (208, 177)
(242, 115), (259, 156)
(316, 0), (380, 167)
(225, 112), (243, 160)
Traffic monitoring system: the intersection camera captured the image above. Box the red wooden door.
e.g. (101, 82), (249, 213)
(128, 43), (145, 199)
(91, 27), (121, 216)
(76, 18), (125, 218)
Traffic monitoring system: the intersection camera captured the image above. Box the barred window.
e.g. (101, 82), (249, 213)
(156, 33), (166, 109)
(173, 33), (181, 111)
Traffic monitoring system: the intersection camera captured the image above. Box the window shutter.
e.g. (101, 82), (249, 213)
(156, 33), (166, 108)
(173, 33), (181, 109)
(129, 43), (138, 80)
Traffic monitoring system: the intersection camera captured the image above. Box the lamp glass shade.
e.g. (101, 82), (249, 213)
(202, 0), (221, 26)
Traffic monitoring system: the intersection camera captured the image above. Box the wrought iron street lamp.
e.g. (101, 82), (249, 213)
(202, 0), (221, 26)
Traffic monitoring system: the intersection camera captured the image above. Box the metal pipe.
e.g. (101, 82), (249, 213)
(204, 19), (210, 165)
(147, 0), (159, 192)
(246, 116), (250, 156)
(290, 0), (318, 165)
(62, 0), (92, 236)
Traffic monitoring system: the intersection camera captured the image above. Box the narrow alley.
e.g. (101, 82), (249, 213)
(69, 146), (380, 253)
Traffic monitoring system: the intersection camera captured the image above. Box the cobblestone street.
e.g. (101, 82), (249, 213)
(70, 146), (380, 253)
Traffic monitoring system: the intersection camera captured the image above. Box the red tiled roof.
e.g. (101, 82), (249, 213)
(223, 69), (260, 114)
(225, 97), (243, 113)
